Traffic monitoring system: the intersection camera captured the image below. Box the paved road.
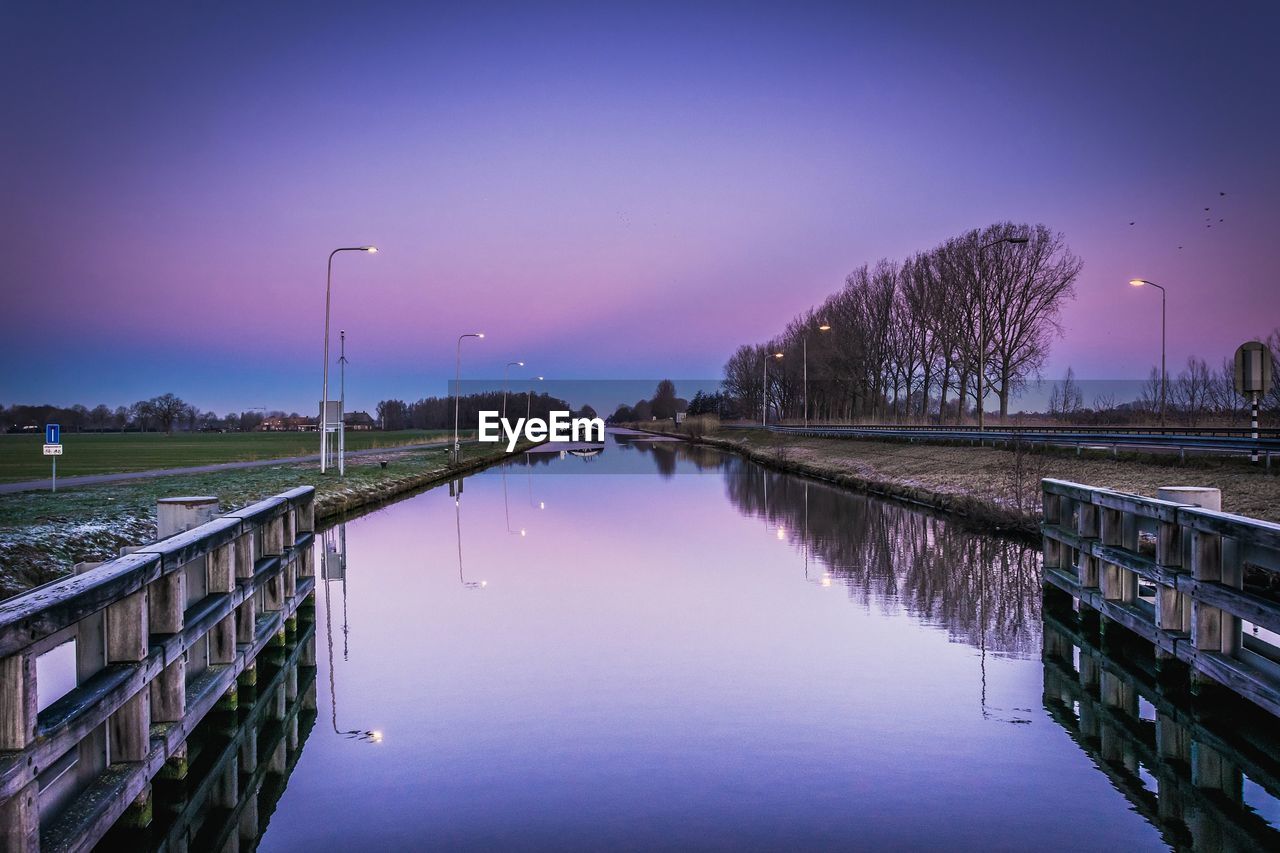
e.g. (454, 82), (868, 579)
(0, 441), (451, 494)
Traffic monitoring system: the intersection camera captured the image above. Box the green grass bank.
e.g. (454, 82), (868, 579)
(0, 429), (457, 482)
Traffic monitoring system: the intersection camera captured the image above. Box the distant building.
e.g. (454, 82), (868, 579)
(344, 411), (377, 431)
(261, 416), (319, 432)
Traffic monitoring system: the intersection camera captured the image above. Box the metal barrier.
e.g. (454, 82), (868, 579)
(0, 487), (316, 852)
(725, 423), (1280, 461)
(1039, 478), (1280, 717)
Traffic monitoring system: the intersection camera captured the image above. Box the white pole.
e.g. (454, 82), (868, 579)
(52, 455), (56, 493)
(339, 330), (347, 476)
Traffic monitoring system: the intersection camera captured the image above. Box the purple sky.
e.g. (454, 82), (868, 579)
(2, 1), (1278, 415)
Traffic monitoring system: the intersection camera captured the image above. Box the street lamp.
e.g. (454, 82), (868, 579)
(503, 361), (525, 420)
(526, 376), (544, 421)
(1129, 279), (1167, 426)
(452, 332), (484, 464)
(762, 350), (784, 426)
(338, 330), (348, 476)
(804, 322), (832, 427)
(975, 236), (1028, 431)
(320, 246), (376, 473)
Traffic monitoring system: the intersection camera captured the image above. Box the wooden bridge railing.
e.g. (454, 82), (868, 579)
(1040, 478), (1280, 716)
(0, 486), (317, 852)
(1041, 606), (1280, 850)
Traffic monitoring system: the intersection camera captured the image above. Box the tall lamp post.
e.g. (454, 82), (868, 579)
(320, 246), (376, 473)
(1128, 279), (1167, 426)
(804, 322), (831, 427)
(453, 332), (484, 464)
(975, 235), (1028, 431)
(503, 361), (525, 420)
(338, 330), (348, 476)
(526, 376), (544, 421)
(762, 350), (783, 426)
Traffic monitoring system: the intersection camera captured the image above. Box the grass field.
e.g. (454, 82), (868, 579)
(0, 430), (458, 482)
(0, 440), (514, 598)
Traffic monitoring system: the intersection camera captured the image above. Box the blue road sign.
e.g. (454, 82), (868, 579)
(46, 423), (61, 445)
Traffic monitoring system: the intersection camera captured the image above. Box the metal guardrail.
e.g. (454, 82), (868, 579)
(746, 423), (1280, 437)
(723, 423), (1280, 461)
(1039, 478), (1280, 717)
(0, 487), (317, 852)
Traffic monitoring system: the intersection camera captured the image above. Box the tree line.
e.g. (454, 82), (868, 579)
(1, 394), (280, 434)
(604, 380), (691, 423)
(723, 222), (1082, 423)
(1049, 328), (1280, 425)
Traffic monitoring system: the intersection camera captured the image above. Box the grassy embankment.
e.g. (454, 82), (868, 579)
(0, 439), (513, 599)
(0, 429), (455, 482)
(643, 419), (1280, 535)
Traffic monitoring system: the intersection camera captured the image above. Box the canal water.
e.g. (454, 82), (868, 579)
(215, 430), (1267, 851)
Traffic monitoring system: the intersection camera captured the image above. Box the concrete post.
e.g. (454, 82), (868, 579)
(157, 496), (219, 539)
(1156, 487), (1221, 512)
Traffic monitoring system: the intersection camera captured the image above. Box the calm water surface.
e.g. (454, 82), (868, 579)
(255, 432), (1172, 851)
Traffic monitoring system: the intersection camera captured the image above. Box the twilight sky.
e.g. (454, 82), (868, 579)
(2, 0), (1278, 415)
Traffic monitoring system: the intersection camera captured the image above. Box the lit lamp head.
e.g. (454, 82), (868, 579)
(773, 352), (784, 359)
(476, 332), (485, 339)
(1129, 278), (1151, 287)
(818, 322), (831, 332)
(361, 245), (378, 253)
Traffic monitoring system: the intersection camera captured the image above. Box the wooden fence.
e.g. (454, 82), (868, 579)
(1040, 478), (1280, 716)
(1042, 599), (1280, 850)
(0, 487), (316, 852)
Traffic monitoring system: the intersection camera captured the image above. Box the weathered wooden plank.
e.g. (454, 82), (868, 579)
(1042, 478), (1097, 501)
(1179, 507), (1280, 551)
(0, 553), (162, 659)
(135, 516), (241, 573)
(223, 496), (288, 528)
(1091, 488), (1184, 522)
(0, 651), (36, 751)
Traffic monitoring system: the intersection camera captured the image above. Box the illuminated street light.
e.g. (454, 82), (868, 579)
(526, 375), (544, 421)
(805, 321), (832, 427)
(762, 350), (784, 426)
(320, 246), (376, 473)
(503, 361), (525, 420)
(452, 332), (484, 464)
(1129, 279), (1167, 426)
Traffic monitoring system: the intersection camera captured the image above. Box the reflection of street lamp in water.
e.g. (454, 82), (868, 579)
(502, 467), (527, 537)
(525, 451), (546, 510)
(322, 529), (382, 744)
(453, 483), (487, 589)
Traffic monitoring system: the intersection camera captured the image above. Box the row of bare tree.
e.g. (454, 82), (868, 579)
(723, 222), (1082, 423)
(1048, 329), (1280, 425)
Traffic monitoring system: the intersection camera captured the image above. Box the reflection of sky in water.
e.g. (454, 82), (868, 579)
(262, 434), (1167, 851)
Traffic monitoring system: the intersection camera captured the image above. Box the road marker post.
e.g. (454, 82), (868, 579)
(43, 423), (62, 492)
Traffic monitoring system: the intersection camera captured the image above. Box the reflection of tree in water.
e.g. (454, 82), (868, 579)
(623, 439), (681, 478)
(723, 461), (1042, 658)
